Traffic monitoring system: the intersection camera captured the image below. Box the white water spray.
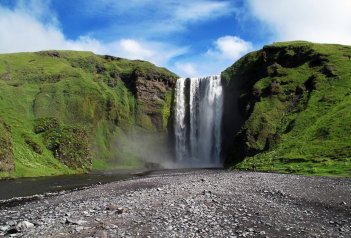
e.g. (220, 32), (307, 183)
(174, 76), (223, 167)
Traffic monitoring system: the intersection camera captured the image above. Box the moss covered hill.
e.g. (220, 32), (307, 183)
(222, 41), (351, 176)
(0, 50), (177, 178)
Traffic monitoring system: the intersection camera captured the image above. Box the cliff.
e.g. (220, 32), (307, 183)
(222, 41), (351, 176)
(0, 51), (177, 178)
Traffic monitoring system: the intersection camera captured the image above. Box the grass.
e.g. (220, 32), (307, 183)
(224, 41), (351, 177)
(234, 154), (351, 177)
(0, 50), (177, 178)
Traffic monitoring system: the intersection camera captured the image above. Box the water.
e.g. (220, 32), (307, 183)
(0, 170), (147, 201)
(174, 76), (223, 167)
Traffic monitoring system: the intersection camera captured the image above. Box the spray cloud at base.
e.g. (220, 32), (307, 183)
(108, 131), (174, 169)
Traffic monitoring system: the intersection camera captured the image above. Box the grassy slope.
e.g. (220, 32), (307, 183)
(222, 41), (351, 176)
(0, 51), (177, 178)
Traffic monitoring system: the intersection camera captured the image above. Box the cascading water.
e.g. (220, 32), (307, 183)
(174, 75), (223, 167)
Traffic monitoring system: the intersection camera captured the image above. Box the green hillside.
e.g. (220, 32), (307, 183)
(0, 50), (177, 178)
(1, 42), (350, 179)
(222, 41), (351, 176)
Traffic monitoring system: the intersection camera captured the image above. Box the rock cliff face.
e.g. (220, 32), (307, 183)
(132, 69), (175, 131)
(221, 41), (351, 176)
(0, 51), (177, 177)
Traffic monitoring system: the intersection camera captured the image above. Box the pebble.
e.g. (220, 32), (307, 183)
(17, 221), (34, 230)
(75, 226), (84, 232)
(0, 170), (350, 238)
(0, 225), (10, 231)
(94, 230), (108, 238)
(65, 218), (86, 225)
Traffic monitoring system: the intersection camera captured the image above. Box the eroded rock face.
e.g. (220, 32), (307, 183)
(120, 69), (177, 131)
(0, 119), (15, 172)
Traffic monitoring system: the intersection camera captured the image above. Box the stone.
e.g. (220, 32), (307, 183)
(106, 204), (118, 211)
(94, 230), (108, 238)
(17, 221), (34, 230)
(6, 227), (19, 235)
(82, 211), (91, 217)
(117, 207), (125, 214)
(7, 221), (16, 226)
(0, 225), (10, 232)
(166, 225), (173, 230)
(65, 218), (86, 225)
(75, 226), (84, 232)
(202, 190), (212, 196)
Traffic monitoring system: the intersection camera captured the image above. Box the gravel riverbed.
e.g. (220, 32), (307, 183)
(0, 169), (350, 238)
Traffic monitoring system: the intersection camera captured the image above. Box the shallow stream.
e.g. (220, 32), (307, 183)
(0, 170), (148, 201)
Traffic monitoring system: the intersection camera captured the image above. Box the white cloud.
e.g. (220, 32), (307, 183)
(248, 0), (351, 45)
(108, 40), (187, 66)
(0, 1), (249, 78)
(15, 0), (57, 23)
(118, 39), (154, 59)
(206, 36), (252, 60)
(172, 35), (252, 77)
(79, 0), (234, 35)
(0, 3), (186, 67)
(0, 6), (64, 53)
(174, 1), (233, 22)
(174, 63), (200, 78)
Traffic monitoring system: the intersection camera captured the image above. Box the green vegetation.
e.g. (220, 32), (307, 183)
(0, 50), (177, 178)
(222, 41), (351, 177)
(0, 118), (15, 173)
(34, 117), (91, 169)
(2, 42), (350, 178)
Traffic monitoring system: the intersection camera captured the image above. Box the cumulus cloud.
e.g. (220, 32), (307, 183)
(248, 0), (351, 45)
(206, 36), (252, 60)
(0, 2), (186, 66)
(108, 40), (187, 66)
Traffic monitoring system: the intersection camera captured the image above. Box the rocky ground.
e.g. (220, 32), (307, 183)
(0, 169), (350, 238)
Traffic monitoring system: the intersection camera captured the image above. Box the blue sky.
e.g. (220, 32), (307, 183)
(0, 0), (350, 77)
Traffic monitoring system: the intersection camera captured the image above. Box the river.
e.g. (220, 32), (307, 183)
(0, 170), (148, 201)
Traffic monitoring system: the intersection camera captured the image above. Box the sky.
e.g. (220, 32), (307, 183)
(0, 0), (351, 77)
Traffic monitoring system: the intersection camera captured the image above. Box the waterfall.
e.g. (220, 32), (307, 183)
(174, 75), (223, 167)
